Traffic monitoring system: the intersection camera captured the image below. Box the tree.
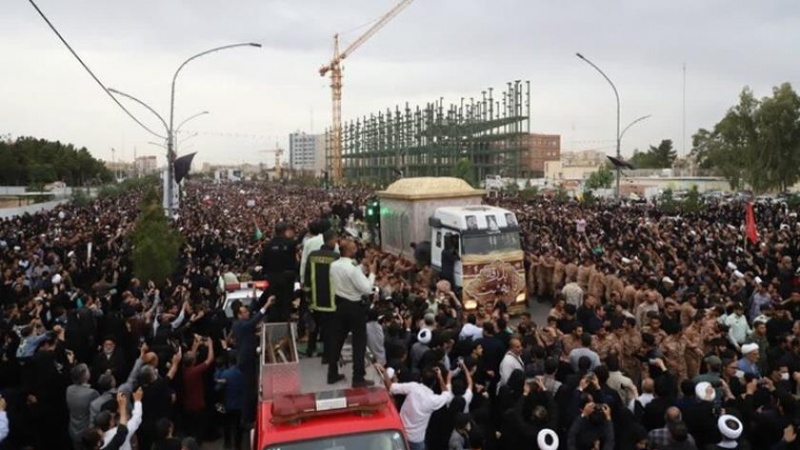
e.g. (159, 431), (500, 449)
(504, 180), (519, 194)
(682, 185), (704, 213)
(130, 189), (183, 286)
(520, 185), (539, 199)
(553, 185), (569, 203)
(754, 83), (800, 192)
(659, 188), (677, 213)
(0, 135), (112, 186)
(585, 166), (614, 190)
(630, 139), (677, 168)
(692, 83), (800, 192)
(450, 158), (475, 187)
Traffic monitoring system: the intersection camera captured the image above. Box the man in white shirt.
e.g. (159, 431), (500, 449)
(458, 314), (483, 341)
(567, 333), (601, 372)
(498, 338), (525, 393)
(328, 240), (377, 388)
(299, 221), (326, 285)
(378, 364), (454, 450)
(101, 388), (144, 450)
(606, 355), (637, 406)
(725, 303), (751, 351)
(562, 278), (584, 308)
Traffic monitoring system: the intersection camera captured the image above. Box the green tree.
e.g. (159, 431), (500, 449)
(754, 83), (800, 192)
(585, 166), (615, 190)
(553, 185), (569, 203)
(0, 135), (112, 186)
(692, 83), (800, 192)
(504, 180), (519, 194)
(630, 139), (677, 168)
(450, 158), (475, 187)
(130, 189), (183, 286)
(659, 188), (677, 213)
(520, 185), (539, 199)
(682, 185), (704, 213)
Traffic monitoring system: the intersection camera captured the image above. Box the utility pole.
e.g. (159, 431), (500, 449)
(682, 63), (687, 157)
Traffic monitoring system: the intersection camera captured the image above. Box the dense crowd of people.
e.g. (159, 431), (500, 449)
(0, 179), (798, 450)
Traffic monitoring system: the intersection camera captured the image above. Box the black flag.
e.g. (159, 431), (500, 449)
(174, 152), (197, 184)
(606, 156), (636, 170)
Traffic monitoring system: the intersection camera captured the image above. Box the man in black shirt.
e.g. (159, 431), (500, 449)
(260, 223), (298, 322)
(304, 229), (340, 360)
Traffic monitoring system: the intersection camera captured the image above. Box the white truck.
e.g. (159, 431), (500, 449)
(377, 177), (527, 312)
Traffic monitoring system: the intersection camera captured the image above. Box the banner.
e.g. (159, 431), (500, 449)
(461, 250), (526, 308)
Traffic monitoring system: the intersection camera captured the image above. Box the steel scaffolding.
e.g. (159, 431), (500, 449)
(325, 80), (531, 185)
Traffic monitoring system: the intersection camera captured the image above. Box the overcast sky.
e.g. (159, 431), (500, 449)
(2, 0), (799, 167)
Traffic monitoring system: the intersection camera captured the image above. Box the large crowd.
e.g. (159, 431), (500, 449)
(0, 179), (798, 450)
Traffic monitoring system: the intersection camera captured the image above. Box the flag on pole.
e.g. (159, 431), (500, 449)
(174, 152), (197, 184)
(745, 201), (759, 245)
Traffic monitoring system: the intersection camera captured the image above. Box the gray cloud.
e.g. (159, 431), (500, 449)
(2, 0), (799, 166)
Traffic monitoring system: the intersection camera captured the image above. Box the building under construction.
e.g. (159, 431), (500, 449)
(326, 80), (531, 184)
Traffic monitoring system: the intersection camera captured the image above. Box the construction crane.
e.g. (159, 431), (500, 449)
(320, 0), (415, 183)
(258, 144), (284, 180)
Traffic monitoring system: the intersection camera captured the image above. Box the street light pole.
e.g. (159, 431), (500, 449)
(167, 43), (261, 217)
(620, 115), (652, 141)
(175, 111), (209, 136)
(576, 52), (621, 198)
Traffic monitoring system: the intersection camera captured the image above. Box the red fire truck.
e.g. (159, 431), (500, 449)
(253, 323), (409, 450)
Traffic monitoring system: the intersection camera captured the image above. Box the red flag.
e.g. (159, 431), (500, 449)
(745, 201), (759, 244)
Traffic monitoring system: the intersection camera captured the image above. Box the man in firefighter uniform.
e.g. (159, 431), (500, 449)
(304, 229), (340, 361)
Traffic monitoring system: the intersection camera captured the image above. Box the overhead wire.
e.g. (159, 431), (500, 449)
(27, 0), (166, 140)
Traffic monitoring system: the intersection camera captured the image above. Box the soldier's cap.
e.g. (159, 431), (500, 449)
(705, 355), (722, 367)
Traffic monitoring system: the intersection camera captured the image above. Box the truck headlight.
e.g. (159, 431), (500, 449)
(516, 293), (526, 303)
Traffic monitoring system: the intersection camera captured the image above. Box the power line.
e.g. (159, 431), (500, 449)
(27, 0), (166, 139)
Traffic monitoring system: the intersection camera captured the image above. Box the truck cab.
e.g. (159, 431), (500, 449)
(255, 323), (408, 450)
(428, 205), (526, 311)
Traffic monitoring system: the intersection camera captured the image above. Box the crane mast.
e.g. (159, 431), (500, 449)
(320, 0), (414, 183)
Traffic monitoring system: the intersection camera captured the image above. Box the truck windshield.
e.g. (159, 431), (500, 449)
(265, 430), (407, 450)
(462, 231), (521, 255)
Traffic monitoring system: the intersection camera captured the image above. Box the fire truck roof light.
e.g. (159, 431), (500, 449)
(271, 387), (389, 424)
(225, 280), (268, 292)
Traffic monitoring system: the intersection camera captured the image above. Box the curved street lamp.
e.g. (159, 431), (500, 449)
(576, 52), (622, 197)
(110, 42), (260, 217)
(164, 42), (261, 216)
(620, 115), (652, 141)
(176, 111), (209, 136)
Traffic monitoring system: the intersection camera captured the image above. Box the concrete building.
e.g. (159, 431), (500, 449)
(289, 132), (325, 175)
(134, 156), (158, 176)
(560, 150), (608, 167)
(522, 133), (561, 176)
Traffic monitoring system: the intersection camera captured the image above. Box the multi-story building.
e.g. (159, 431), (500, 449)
(522, 133), (561, 177)
(289, 132), (325, 175)
(561, 150), (608, 167)
(134, 156), (158, 176)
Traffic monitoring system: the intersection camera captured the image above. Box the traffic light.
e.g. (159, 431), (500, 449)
(365, 198), (380, 225)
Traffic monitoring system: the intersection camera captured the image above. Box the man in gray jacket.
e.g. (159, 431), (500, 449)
(67, 363), (100, 447)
